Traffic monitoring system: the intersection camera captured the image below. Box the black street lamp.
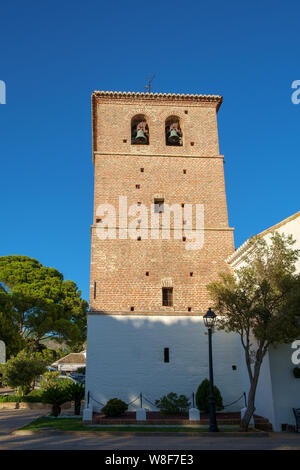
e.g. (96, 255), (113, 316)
(203, 307), (219, 432)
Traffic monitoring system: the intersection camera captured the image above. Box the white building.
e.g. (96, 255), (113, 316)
(86, 314), (244, 413)
(52, 351), (86, 375)
(227, 211), (300, 432)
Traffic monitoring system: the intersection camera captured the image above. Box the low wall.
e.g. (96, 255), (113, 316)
(0, 401), (82, 410)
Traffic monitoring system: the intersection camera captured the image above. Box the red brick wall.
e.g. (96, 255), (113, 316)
(89, 93), (234, 314)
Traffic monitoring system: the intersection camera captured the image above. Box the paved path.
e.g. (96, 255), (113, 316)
(1, 431), (300, 450)
(0, 410), (300, 449)
(0, 409), (46, 436)
(0, 387), (16, 395)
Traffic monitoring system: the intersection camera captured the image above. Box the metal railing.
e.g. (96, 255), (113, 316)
(86, 391), (247, 411)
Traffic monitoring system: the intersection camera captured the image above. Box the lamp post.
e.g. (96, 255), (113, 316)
(203, 307), (219, 432)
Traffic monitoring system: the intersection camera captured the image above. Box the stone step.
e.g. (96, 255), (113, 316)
(93, 412), (272, 429)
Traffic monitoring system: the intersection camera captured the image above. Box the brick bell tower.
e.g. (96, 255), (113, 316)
(85, 91), (242, 411)
(90, 91), (234, 314)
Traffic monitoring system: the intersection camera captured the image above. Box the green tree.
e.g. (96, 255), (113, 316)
(67, 382), (85, 415)
(0, 256), (88, 351)
(1, 349), (47, 395)
(0, 286), (24, 358)
(35, 347), (58, 365)
(42, 385), (70, 417)
(207, 233), (300, 431)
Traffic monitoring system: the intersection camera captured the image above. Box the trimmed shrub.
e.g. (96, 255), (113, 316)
(155, 393), (191, 415)
(196, 379), (224, 413)
(101, 398), (128, 417)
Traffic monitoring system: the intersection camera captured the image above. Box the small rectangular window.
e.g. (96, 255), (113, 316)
(162, 287), (173, 306)
(164, 348), (170, 363)
(154, 198), (164, 213)
(94, 282), (97, 299)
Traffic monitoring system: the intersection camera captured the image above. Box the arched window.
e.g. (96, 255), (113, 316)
(131, 115), (149, 145)
(165, 116), (182, 146)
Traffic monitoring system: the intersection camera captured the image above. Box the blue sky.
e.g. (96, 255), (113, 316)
(0, 0), (299, 301)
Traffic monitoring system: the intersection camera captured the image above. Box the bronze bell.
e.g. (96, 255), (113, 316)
(168, 128), (180, 144)
(135, 128), (147, 144)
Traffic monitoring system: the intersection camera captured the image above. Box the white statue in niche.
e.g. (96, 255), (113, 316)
(0, 340), (6, 364)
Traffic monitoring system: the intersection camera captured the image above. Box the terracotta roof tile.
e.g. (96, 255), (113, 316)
(92, 90), (222, 104)
(53, 353), (86, 365)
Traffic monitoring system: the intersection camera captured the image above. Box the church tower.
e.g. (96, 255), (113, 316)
(85, 91), (242, 411)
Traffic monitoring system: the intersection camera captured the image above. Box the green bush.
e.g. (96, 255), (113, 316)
(39, 371), (74, 392)
(0, 390), (45, 403)
(155, 393), (191, 415)
(56, 377), (74, 390)
(195, 379), (224, 413)
(27, 389), (44, 397)
(42, 385), (70, 417)
(101, 398), (128, 417)
(39, 371), (60, 390)
(293, 367), (300, 378)
(21, 389), (44, 402)
(0, 394), (20, 402)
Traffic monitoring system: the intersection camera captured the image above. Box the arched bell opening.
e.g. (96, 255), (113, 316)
(165, 116), (182, 146)
(131, 115), (149, 145)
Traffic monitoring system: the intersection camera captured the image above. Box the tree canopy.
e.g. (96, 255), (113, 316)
(0, 256), (88, 353)
(0, 284), (25, 357)
(207, 232), (300, 430)
(1, 349), (47, 394)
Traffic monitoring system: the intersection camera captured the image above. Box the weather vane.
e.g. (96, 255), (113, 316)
(144, 75), (155, 93)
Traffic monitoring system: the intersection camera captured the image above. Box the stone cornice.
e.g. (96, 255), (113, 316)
(92, 90), (222, 109)
(94, 152), (224, 159)
(88, 310), (205, 317)
(90, 225), (234, 231)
